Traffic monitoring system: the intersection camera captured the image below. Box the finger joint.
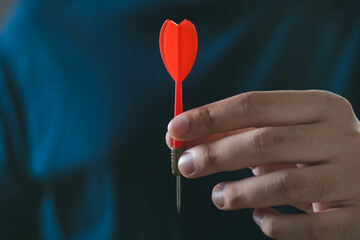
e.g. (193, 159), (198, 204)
(251, 128), (283, 157)
(199, 144), (219, 170)
(274, 171), (305, 201)
(263, 217), (279, 239)
(240, 92), (267, 117)
(196, 106), (216, 133)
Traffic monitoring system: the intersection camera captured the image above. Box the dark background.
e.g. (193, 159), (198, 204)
(0, 1), (359, 239)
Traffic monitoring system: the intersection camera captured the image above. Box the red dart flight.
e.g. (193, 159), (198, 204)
(159, 19), (198, 148)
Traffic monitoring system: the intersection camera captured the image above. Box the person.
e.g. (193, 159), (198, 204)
(0, 0), (359, 239)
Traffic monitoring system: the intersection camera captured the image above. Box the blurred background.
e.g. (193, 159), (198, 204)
(0, 0), (359, 239)
(0, 0), (13, 28)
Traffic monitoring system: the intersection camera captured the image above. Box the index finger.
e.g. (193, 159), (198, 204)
(168, 90), (331, 141)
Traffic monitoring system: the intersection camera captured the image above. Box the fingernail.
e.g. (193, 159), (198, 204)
(253, 212), (263, 225)
(178, 152), (195, 176)
(168, 115), (189, 137)
(212, 184), (225, 208)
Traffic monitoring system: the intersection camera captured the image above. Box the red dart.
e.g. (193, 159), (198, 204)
(159, 19), (198, 213)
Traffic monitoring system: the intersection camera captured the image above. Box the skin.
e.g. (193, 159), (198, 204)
(165, 90), (360, 240)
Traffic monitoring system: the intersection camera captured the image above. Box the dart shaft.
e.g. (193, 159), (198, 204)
(173, 81), (184, 148)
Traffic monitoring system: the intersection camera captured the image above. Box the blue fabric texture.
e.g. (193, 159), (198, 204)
(0, 0), (359, 239)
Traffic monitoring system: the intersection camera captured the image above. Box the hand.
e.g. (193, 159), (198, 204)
(166, 90), (360, 240)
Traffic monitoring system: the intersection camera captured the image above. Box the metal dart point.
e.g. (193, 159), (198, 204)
(176, 176), (181, 214)
(171, 148), (184, 214)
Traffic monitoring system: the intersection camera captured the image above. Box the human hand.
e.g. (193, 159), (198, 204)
(166, 90), (360, 240)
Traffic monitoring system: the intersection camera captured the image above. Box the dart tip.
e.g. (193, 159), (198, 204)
(176, 176), (181, 214)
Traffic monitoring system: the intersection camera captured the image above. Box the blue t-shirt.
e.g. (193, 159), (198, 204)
(0, 0), (359, 239)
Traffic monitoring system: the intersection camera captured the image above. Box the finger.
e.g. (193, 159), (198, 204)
(168, 90), (332, 141)
(165, 128), (254, 149)
(179, 125), (336, 178)
(251, 164), (314, 213)
(166, 131), (231, 149)
(211, 165), (348, 210)
(253, 207), (358, 240)
(165, 132), (173, 148)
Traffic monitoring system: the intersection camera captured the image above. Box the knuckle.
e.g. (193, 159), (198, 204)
(251, 128), (283, 156)
(336, 97), (353, 115)
(198, 144), (218, 169)
(224, 184), (240, 209)
(239, 92), (268, 118)
(327, 93), (354, 117)
(195, 106), (216, 133)
(263, 217), (279, 239)
(315, 90), (335, 117)
(312, 89), (332, 100)
(273, 171), (304, 200)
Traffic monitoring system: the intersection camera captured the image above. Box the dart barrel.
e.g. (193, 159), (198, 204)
(171, 148), (185, 176)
